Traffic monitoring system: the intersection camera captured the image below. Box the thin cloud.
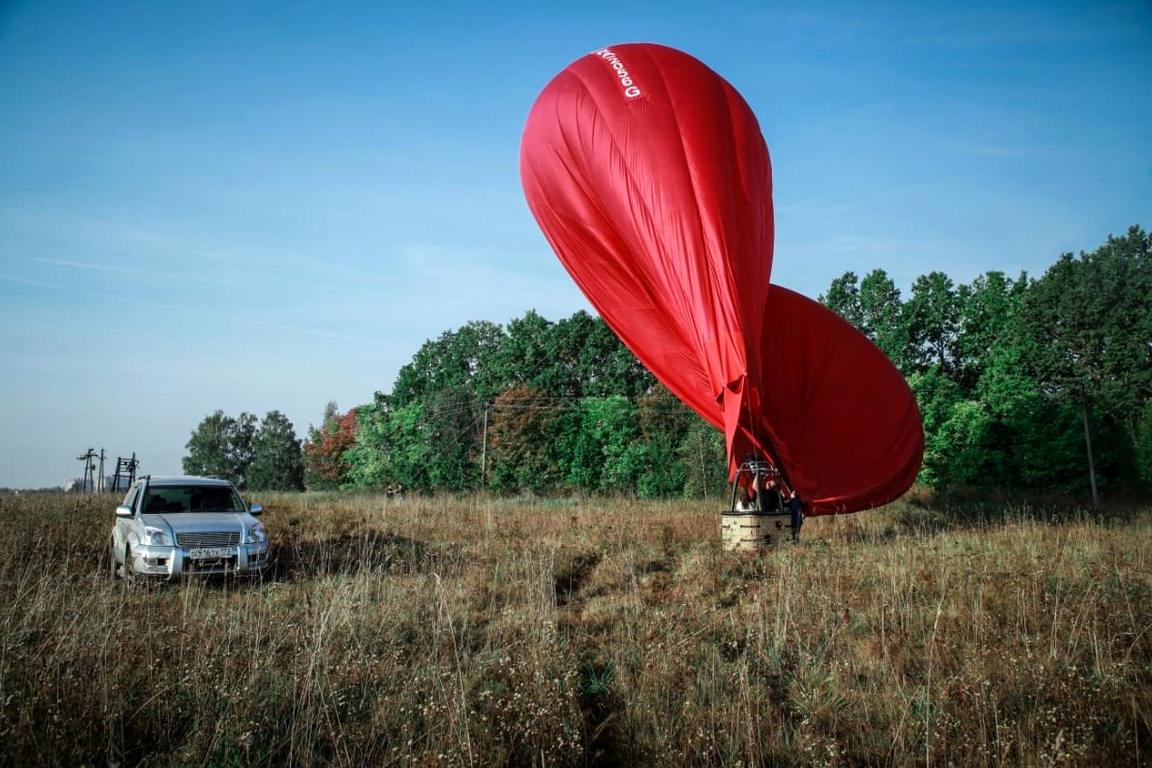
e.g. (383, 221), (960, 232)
(0, 273), (82, 293)
(955, 143), (1060, 159)
(251, 319), (390, 347)
(30, 257), (244, 286)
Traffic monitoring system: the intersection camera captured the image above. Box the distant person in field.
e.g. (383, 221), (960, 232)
(785, 490), (804, 534)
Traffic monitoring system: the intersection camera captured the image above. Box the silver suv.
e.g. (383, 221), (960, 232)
(109, 475), (270, 580)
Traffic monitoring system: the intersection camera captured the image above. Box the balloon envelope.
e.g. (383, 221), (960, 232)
(520, 43), (923, 514)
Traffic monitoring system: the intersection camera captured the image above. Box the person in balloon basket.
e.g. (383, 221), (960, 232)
(735, 486), (757, 513)
(755, 474), (782, 513)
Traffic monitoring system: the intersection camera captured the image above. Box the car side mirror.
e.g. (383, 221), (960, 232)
(248, 503), (264, 516)
(115, 505), (133, 518)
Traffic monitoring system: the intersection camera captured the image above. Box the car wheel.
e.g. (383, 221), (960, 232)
(106, 538), (119, 580)
(122, 543), (137, 584)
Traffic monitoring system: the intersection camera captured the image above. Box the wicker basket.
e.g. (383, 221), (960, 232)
(721, 510), (793, 550)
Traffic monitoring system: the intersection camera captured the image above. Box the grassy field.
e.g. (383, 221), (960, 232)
(0, 492), (1149, 767)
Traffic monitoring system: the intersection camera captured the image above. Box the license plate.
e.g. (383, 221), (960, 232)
(187, 547), (233, 559)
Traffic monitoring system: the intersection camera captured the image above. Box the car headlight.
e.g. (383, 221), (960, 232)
(141, 526), (169, 546)
(247, 522), (267, 544)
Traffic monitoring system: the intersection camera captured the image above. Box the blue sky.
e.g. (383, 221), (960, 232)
(1, 1), (1149, 487)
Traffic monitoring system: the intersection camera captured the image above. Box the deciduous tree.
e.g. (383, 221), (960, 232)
(859, 269), (910, 372)
(486, 385), (566, 493)
(820, 271), (865, 330)
(247, 411), (304, 492)
(905, 271), (962, 375)
(953, 271), (1026, 391)
(183, 410), (235, 482)
(303, 403), (359, 490)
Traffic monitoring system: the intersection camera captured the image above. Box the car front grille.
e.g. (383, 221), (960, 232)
(175, 531), (241, 548)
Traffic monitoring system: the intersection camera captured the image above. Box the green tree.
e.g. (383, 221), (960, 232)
(1011, 226), (1152, 500)
(391, 320), (507, 407)
(348, 390), (478, 493)
(383, 320), (513, 491)
(577, 315), (655, 398)
(1023, 252), (1101, 500)
(967, 327), (1086, 492)
(859, 269), (910, 372)
(183, 410), (236, 482)
(820, 271), (865, 329)
(534, 311), (592, 397)
(344, 398), (433, 491)
(635, 384), (693, 498)
(306, 401), (339, 449)
(346, 392), (479, 494)
(953, 271), (1026, 391)
(928, 400), (1004, 487)
(497, 311), (555, 393)
(247, 411), (305, 491)
(1082, 227), (1152, 423)
(341, 401), (388, 490)
(423, 386), (483, 490)
(1136, 399), (1152, 487)
(230, 413), (258, 488)
(486, 385), (567, 494)
(592, 397), (644, 492)
(677, 420), (727, 499)
(907, 365), (964, 486)
(182, 410), (258, 487)
(905, 271), (962, 375)
(560, 396), (642, 492)
(1017, 236), (1136, 500)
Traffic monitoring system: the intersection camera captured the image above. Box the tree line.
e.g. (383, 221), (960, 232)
(303, 311), (729, 497)
(821, 225), (1151, 498)
(185, 226), (1151, 498)
(303, 226), (1152, 497)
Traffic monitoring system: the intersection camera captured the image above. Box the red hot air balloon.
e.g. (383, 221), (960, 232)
(520, 43), (923, 516)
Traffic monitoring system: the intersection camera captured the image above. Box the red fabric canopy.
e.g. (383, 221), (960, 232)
(520, 43), (923, 514)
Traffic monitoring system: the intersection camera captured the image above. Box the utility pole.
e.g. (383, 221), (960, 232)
(111, 452), (140, 492)
(97, 448), (106, 493)
(1081, 403), (1099, 507)
(480, 402), (490, 488)
(699, 434), (708, 500)
(76, 448), (97, 493)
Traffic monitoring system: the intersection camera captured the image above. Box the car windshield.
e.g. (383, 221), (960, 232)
(142, 485), (245, 514)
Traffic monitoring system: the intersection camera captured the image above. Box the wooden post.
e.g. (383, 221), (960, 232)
(480, 403), (490, 488)
(76, 448), (94, 492)
(699, 433), (708, 500)
(1081, 402), (1099, 507)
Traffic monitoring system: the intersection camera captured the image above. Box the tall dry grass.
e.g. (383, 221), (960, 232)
(0, 491), (1148, 767)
